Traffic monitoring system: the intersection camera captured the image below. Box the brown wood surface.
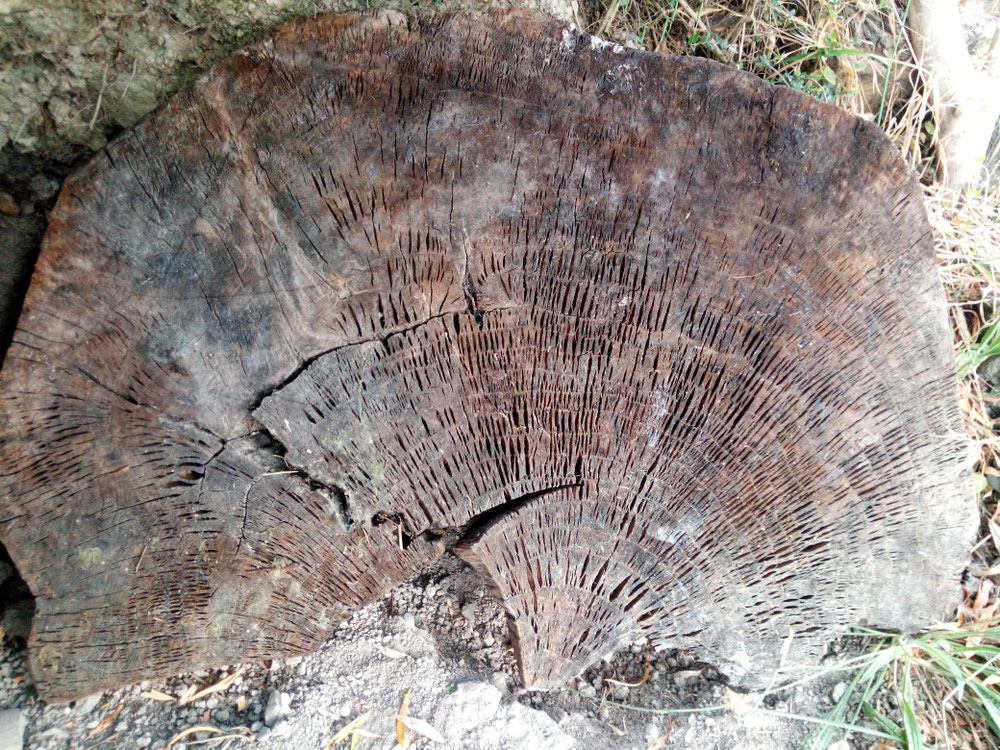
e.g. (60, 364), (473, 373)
(0, 9), (974, 700)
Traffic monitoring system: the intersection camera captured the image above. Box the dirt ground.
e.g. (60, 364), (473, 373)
(0, 554), (851, 750)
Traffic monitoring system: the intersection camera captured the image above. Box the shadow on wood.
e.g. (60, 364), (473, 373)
(0, 9), (975, 701)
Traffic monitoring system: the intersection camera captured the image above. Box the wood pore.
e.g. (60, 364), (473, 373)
(0, 9), (975, 700)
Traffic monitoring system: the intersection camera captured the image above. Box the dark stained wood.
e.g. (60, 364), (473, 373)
(0, 9), (974, 700)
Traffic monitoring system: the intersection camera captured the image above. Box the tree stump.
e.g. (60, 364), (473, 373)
(0, 9), (975, 701)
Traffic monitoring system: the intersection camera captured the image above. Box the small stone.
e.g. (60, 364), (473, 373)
(461, 602), (476, 621)
(272, 719), (291, 737)
(264, 690), (291, 727)
(40, 726), (70, 741)
(483, 635), (495, 647)
(645, 723), (661, 742)
(832, 682), (848, 702)
(577, 684), (596, 699)
(402, 613), (415, 627)
(257, 726), (272, 742)
(491, 672), (509, 694)
(76, 692), (103, 714)
(215, 708), (232, 723)
(136, 736), (152, 748)
(205, 697), (219, 709)
(250, 721), (263, 732)
(337, 701), (353, 718)
(684, 724), (697, 743)
(0, 192), (19, 216)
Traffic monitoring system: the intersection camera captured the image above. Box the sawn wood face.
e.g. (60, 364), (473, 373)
(0, 9), (973, 700)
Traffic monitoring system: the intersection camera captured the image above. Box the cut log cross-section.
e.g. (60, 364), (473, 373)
(0, 9), (974, 701)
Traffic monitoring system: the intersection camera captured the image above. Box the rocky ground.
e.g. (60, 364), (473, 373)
(0, 554), (851, 750)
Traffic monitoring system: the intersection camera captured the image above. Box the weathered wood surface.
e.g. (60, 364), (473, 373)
(0, 9), (975, 700)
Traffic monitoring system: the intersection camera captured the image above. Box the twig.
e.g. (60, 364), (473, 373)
(88, 64), (110, 132)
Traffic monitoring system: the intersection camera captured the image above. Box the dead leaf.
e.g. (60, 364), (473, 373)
(647, 736), (670, 750)
(397, 689), (412, 749)
(969, 579), (998, 632)
(990, 519), (1000, 554)
(141, 689), (175, 702)
(324, 711), (373, 749)
(86, 704), (123, 739)
(606, 659), (650, 687)
(350, 729), (381, 750)
(236, 695), (247, 712)
(392, 714), (445, 743)
(723, 687), (758, 716)
(376, 644), (409, 659)
(86, 732), (120, 749)
(164, 725), (252, 749)
(982, 560), (1000, 576)
(178, 666), (245, 706)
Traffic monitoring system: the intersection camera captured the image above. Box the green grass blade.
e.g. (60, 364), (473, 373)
(799, 647), (900, 750)
(966, 680), (1000, 736)
(901, 661), (923, 750)
(861, 700), (903, 737)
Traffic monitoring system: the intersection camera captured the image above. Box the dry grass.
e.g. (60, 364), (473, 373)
(585, 0), (936, 178)
(933, 182), (1000, 749)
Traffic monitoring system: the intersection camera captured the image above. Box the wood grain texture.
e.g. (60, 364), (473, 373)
(0, 8), (975, 700)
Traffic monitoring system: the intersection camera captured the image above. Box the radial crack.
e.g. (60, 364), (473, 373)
(247, 307), (470, 414)
(457, 483), (583, 545)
